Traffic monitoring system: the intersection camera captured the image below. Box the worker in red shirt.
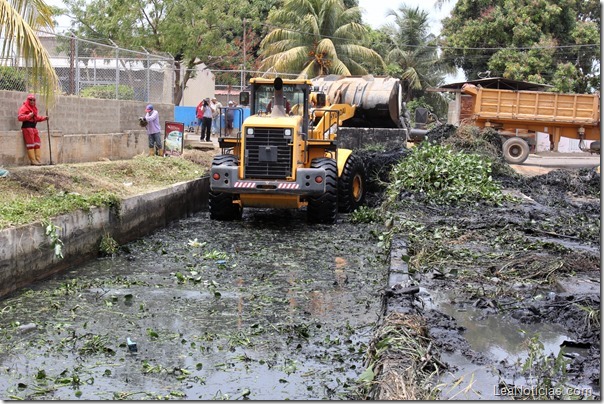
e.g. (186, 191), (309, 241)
(17, 94), (48, 165)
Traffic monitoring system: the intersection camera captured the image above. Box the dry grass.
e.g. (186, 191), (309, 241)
(361, 312), (441, 400)
(0, 148), (216, 229)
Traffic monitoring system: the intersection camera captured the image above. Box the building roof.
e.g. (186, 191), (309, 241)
(215, 89), (241, 95)
(429, 77), (552, 92)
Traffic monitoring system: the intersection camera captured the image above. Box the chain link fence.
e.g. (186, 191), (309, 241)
(0, 31), (174, 104)
(0, 29), (309, 106)
(179, 68), (304, 107)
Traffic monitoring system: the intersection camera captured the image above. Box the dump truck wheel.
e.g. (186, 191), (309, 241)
(307, 158), (338, 224)
(502, 137), (530, 164)
(209, 155), (242, 221)
(338, 153), (366, 213)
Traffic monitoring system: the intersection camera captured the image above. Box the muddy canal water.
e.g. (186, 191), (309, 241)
(0, 211), (387, 400)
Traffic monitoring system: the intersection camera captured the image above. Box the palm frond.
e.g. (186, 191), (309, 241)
(0, 0), (58, 108)
(261, 0), (375, 76)
(338, 43), (385, 68)
(328, 58), (351, 75)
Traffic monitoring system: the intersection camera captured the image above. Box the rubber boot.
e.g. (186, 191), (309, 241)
(34, 148), (43, 165)
(27, 149), (41, 166)
(158, 149), (164, 157)
(149, 148), (155, 157)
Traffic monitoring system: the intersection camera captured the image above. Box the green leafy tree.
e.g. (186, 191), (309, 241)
(382, 5), (455, 117)
(259, 0), (384, 77)
(62, 0), (260, 104)
(440, 0), (600, 93)
(1, 0), (60, 106)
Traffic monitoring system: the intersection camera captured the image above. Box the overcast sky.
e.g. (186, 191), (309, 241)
(357, 0), (456, 34)
(357, 0), (465, 82)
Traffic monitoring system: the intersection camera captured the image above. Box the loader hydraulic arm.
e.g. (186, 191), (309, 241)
(309, 103), (356, 141)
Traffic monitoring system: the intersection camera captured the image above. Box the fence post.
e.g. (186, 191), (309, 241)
(75, 35), (80, 95)
(69, 34), (75, 95)
(108, 39), (119, 100)
(142, 47), (151, 103)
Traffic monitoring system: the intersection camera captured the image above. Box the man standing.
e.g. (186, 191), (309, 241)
(142, 104), (163, 156)
(211, 97), (222, 136)
(225, 100), (235, 136)
(17, 94), (48, 165)
(200, 98), (214, 142)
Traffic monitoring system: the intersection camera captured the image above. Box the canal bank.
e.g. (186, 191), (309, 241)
(0, 177), (209, 298)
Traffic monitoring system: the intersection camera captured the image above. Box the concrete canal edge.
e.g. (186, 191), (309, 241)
(0, 176), (210, 299)
(368, 237), (426, 399)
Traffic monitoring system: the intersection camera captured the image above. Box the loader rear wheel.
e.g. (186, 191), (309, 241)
(307, 158), (338, 224)
(338, 153), (366, 213)
(209, 155), (242, 221)
(502, 137), (530, 164)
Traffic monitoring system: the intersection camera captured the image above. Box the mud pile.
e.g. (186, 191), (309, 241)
(363, 124), (601, 400)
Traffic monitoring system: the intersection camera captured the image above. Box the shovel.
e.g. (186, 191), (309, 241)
(45, 108), (53, 165)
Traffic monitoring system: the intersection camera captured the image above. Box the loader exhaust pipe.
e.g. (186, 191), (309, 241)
(271, 77), (287, 117)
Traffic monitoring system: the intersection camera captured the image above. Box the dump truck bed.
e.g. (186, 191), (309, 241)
(461, 84), (600, 141)
(464, 85), (599, 124)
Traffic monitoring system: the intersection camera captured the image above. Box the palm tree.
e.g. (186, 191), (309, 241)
(383, 5), (455, 114)
(259, 0), (384, 77)
(1, 0), (59, 106)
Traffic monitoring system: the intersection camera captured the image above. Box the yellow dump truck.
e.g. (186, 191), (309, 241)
(461, 84), (601, 163)
(209, 77), (367, 224)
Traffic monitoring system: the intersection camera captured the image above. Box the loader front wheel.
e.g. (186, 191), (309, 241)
(338, 153), (366, 213)
(209, 155), (242, 221)
(502, 137), (530, 164)
(307, 158), (338, 224)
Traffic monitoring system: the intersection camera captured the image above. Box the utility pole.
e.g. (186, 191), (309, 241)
(243, 18), (247, 89)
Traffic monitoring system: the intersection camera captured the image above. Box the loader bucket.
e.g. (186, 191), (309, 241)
(311, 75), (404, 128)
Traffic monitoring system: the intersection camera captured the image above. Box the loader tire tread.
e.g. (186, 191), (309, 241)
(209, 154), (242, 221)
(307, 158), (338, 224)
(338, 153), (366, 213)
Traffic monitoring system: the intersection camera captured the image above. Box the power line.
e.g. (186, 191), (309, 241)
(257, 21), (599, 51)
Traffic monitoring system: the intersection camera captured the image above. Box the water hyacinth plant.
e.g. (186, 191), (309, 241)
(386, 142), (505, 206)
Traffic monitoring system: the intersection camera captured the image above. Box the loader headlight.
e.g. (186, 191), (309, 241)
(284, 129), (291, 136)
(247, 128), (254, 135)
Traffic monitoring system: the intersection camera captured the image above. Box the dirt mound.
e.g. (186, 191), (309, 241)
(425, 123), (457, 144)
(523, 168), (601, 199)
(365, 125), (600, 399)
(357, 149), (410, 192)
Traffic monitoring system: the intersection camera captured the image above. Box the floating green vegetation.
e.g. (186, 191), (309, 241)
(350, 206), (381, 223)
(79, 334), (115, 356)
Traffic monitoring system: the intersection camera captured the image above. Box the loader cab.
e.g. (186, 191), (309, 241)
(246, 78), (311, 117)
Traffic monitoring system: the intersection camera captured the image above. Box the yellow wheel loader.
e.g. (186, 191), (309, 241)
(209, 76), (368, 224)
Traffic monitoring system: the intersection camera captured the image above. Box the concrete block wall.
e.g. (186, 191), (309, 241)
(337, 127), (407, 150)
(0, 90), (174, 166)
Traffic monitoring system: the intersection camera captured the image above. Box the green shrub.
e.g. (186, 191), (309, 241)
(386, 142), (505, 206)
(99, 233), (120, 255)
(80, 84), (135, 100)
(0, 66), (27, 91)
